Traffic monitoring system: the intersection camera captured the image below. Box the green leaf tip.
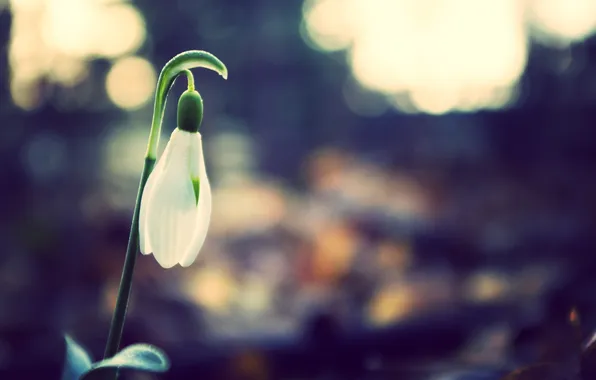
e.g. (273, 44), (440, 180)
(62, 335), (93, 380)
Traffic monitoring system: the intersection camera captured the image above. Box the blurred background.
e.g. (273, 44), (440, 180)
(2, 0), (596, 379)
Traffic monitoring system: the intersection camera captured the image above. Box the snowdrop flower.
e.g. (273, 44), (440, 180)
(139, 89), (211, 268)
(101, 51), (226, 365)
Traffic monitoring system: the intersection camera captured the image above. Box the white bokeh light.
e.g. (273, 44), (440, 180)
(8, 0), (147, 110)
(303, 0), (596, 114)
(105, 56), (156, 110)
(528, 0), (596, 45)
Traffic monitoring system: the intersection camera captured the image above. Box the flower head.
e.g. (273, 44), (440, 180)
(139, 89), (211, 268)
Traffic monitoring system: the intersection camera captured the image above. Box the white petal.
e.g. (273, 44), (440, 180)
(139, 139), (174, 255)
(179, 134), (212, 267)
(188, 133), (202, 180)
(144, 130), (198, 268)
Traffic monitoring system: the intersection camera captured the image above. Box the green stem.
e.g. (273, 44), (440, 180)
(102, 156), (154, 360)
(103, 50), (227, 364)
(184, 69), (195, 91)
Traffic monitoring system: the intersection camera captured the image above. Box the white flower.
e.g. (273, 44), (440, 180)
(139, 128), (211, 268)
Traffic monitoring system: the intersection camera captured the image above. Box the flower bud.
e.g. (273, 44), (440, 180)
(177, 90), (204, 133)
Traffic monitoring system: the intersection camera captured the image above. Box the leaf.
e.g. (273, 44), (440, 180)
(61, 335), (93, 380)
(81, 344), (170, 379)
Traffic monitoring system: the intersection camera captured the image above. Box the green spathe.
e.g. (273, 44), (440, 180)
(177, 90), (204, 133)
(145, 50), (227, 160)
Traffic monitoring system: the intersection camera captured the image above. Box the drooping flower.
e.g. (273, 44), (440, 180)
(139, 89), (211, 268)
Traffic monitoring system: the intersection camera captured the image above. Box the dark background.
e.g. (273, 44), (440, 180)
(1, 0), (596, 379)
